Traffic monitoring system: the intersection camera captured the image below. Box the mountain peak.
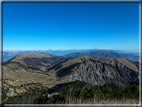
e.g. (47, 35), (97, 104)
(38, 52), (56, 57)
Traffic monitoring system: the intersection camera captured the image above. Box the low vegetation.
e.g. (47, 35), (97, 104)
(2, 80), (139, 104)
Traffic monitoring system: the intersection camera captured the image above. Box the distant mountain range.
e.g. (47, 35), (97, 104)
(2, 49), (97, 62)
(64, 50), (139, 62)
(2, 49), (140, 62)
(3, 52), (139, 87)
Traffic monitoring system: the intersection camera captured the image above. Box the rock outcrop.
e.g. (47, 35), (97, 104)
(54, 56), (139, 85)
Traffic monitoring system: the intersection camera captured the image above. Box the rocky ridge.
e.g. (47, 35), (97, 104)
(47, 56), (139, 86)
(2, 53), (139, 97)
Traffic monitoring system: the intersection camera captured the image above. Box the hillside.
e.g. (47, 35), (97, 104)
(4, 52), (65, 71)
(3, 53), (139, 87)
(47, 56), (139, 86)
(2, 53), (69, 97)
(2, 53), (139, 104)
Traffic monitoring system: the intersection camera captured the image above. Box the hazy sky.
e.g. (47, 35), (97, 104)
(3, 3), (139, 51)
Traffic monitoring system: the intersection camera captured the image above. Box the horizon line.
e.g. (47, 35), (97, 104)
(2, 48), (139, 52)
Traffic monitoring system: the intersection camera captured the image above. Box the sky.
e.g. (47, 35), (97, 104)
(3, 3), (139, 52)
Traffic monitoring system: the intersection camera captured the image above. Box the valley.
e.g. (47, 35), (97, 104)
(1, 51), (140, 104)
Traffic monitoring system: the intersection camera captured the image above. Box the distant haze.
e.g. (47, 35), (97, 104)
(2, 49), (140, 63)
